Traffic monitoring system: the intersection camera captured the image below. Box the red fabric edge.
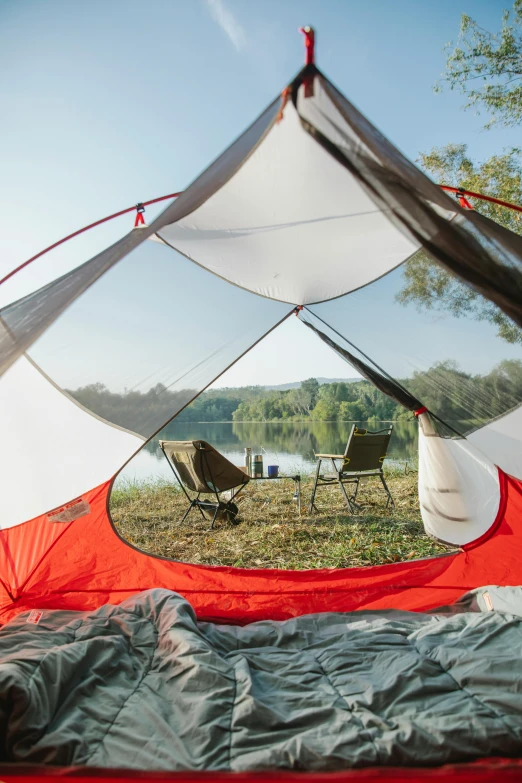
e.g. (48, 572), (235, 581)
(0, 758), (522, 781)
(2, 471), (522, 624)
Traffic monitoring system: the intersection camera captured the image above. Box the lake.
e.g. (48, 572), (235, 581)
(116, 420), (419, 485)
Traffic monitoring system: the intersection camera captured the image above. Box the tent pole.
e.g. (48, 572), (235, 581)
(2, 186), (521, 290)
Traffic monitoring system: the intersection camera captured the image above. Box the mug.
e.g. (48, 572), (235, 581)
(267, 465), (279, 478)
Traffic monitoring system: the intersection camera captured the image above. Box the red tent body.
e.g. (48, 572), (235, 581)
(1, 470), (521, 625)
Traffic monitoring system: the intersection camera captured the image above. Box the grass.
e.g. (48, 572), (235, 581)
(110, 468), (454, 570)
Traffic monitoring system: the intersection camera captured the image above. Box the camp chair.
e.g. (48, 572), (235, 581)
(159, 440), (250, 529)
(309, 425), (394, 514)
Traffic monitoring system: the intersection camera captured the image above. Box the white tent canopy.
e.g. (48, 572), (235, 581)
(0, 55), (521, 550)
(158, 99), (420, 304)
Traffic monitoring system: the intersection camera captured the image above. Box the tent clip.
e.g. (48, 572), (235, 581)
(456, 188), (473, 210)
(134, 202), (146, 227)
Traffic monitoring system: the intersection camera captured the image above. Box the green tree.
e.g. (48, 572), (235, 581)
(419, 144), (522, 231)
(396, 144), (522, 345)
(480, 358), (522, 416)
(311, 398), (339, 421)
(338, 401), (364, 421)
(397, 2), (522, 345)
(406, 360), (474, 423)
(232, 401), (253, 421)
(438, 1), (522, 130)
(286, 387), (313, 417)
(301, 377), (320, 408)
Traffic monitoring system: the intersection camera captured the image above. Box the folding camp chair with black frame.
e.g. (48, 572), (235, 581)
(159, 440), (250, 529)
(309, 425), (394, 514)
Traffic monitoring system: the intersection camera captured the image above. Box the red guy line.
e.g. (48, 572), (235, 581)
(440, 185), (522, 214)
(0, 192), (182, 287)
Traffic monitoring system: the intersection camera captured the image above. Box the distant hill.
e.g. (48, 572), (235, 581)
(213, 378), (361, 392)
(265, 378), (360, 391)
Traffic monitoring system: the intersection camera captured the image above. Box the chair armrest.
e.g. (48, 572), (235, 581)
(314, 453), (344, 459)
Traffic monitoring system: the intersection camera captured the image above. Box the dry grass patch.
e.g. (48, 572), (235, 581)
(110, 472), (453, 570)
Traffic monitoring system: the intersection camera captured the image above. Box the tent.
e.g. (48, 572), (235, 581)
(1, 28), (522, 781)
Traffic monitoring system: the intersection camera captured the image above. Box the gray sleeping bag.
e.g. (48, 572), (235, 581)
(0, 587), (521, 771)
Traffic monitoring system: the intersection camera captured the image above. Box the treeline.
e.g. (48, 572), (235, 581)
(232, 360), (522, 426)
(233, 378), (400, 422)
(67, 383), (195, 435)
(67, 359), (522, 435)
(67, 382), (258, 435)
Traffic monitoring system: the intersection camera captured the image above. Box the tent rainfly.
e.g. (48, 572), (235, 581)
(1, 28), (522, 783)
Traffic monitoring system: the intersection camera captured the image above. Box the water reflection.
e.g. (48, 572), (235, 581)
(117, 421), (419, 484)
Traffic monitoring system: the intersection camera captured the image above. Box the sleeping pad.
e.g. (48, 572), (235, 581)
(0, 587), (521, 771)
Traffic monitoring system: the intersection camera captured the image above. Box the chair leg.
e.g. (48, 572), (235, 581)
(191, 493), (207, 521)
(337, 476), (356, 514)
(352, 477), (360, 505)
(209, 504), (220, 530)
(380, 474), (394, 508)
(180, 501), (195, 524)
(309, 460), (322, 513)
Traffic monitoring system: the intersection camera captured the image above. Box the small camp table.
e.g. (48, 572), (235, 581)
(232, 474), (302, 514)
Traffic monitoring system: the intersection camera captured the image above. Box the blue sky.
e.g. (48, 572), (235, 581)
(1, 0), (520, 387)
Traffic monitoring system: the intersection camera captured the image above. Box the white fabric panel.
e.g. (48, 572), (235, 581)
(468, 405), (522, 480)
(0, 356), (143, 529)
(417, 414), (500, 546)
(158, 105), (418, 304)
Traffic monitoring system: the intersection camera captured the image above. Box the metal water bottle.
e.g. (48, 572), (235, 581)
(253, 454), (263, 477)
(244, 448), (252, 476)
